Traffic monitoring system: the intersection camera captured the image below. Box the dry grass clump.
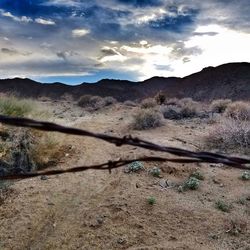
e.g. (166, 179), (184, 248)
(0, 96), (34, 117)
(0, 97), (65, 175)
(78, 95), (117, 111)
(30, 131), (64, 169)
(205, 117), (250, 154)
(210, 99), (232, 113)
(131, 108), (163, 130)
(140, 98), (157, 109)
(224, 101), (250, 120)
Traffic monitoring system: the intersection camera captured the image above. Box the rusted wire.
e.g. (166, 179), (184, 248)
(0, 115), (249, 180)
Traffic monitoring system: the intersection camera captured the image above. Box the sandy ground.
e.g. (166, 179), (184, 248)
(0, 101), (249, 250)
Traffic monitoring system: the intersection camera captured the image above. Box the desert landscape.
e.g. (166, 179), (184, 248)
(0, 0), (250, 249)
(0, 63), (250, 250)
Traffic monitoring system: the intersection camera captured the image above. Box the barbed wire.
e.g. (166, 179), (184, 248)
(0, 115), (249, 180)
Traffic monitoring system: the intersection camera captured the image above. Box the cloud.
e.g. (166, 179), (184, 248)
(100, 47), (120, 57)
(1, 47), (31, 56)
(0, 0), (249, 83)
(116, 0), (163, 7)
(0, 9), (32, 23)
(72, 28), (90, 37)
(56, 50), (78, 60)
(35, 18), (56, 25)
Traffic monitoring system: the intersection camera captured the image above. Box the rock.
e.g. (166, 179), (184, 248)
(40, 175), (48, 181)
(117, 237), (126, 244)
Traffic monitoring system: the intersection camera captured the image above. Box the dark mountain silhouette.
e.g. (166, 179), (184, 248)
(0, 62), (249, 101)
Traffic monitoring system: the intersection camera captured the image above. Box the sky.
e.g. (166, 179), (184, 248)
(0, 0), (249, 84)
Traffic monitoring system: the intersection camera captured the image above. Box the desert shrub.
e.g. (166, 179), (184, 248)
(140, 98), (157, 109)
(132, 108), (163, 130)
(205, 117), (250, 154)
(183, 177), (200, 190)
(103, 96), (117, 106)
(78, 95), (105, 110)
(149, 167), (161, 177)
(147, 196), (156, 205)
(128, 161), (144, 172)
(155, 91), (166, 105)
(123, 100), (137, 107)
(160, 101), (200, 120)
(210, 99), (232, 113)
(215, 200), (231, 212)
(0, 98), (64, 175)
(241, 171), (250, 181)
(160, 105), (182, 120)
(0, 127), (64, 175)
(224, 101), (250, 120)
(165, 98), (180, 106)
(0, 96), (34, 117)
(178, 177), (200, 192)
(190, 170), (205, 180)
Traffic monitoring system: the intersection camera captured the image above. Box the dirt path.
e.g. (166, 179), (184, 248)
(0, 105), (249, 250)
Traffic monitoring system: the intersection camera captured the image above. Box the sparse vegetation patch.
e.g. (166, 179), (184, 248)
(178, 177), (200, 192)
(131, 108), (163, 130)
(210, 99), (232, 113)
(147, 196), (156, 205)
(205, 117), (250, 154)
(224, 101), (250, 120)
(128, 161), (144, 172)
(215, 200), (232, 212)
(241, 171), (250, 181)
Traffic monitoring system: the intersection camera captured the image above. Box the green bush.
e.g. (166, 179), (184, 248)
(147, 196), (156, 205)
(132, 108), (163, 130)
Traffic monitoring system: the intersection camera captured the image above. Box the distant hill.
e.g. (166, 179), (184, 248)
(0, 62), (249, 101)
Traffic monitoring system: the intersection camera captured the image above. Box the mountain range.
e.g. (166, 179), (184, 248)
(0, 62), (249, 101)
